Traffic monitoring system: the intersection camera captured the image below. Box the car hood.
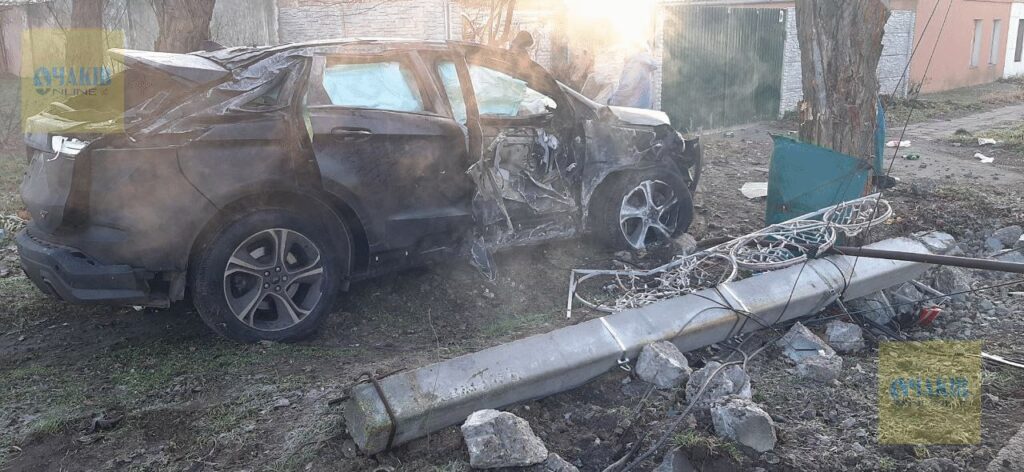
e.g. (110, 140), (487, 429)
(606, 106), (672, 127)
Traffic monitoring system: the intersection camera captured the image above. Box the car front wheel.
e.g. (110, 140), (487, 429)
(591, 169), (694, 251)
(190, 209), (346, 343)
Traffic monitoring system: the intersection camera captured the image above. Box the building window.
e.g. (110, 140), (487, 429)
(970, 19), (983, 67)
(1016, 19), (1024, 63)
(990, 19), (1002, 65)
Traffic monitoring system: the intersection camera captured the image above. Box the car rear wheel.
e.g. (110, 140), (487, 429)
(591, 169), (694, 251)
(190, 209), (346, 343)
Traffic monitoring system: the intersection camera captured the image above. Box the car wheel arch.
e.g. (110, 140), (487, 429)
(185, 188), (367, 296)
(581, 163), (687, 230)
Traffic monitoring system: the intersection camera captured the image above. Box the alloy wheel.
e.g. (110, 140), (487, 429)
(223, 228), (326, 331)
(619, 180), (679, 250)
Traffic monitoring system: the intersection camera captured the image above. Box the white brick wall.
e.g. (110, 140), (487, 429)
(779, 8), (915, 115)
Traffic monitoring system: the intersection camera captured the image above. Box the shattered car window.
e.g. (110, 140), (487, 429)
(437, 61), (468, 124)
(469, 65), (556, 117)
(322, 61), (425, 112)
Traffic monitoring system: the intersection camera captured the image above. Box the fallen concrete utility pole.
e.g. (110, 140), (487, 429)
(345, 231), (956, 453)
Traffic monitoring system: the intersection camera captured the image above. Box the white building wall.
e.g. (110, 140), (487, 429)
(779, 8), (915, 115)
(1005, 3), (1024, 78)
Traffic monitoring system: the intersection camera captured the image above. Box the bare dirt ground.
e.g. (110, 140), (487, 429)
(1, 83), (1023, 472)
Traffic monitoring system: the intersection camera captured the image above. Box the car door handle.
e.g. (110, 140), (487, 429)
(331, 127), (374, 142)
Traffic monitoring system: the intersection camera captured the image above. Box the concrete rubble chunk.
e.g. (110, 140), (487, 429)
(846, 291), (896, 326)
(636, 341), (693, 389)
(673, 233), (698, 255)
(654, 448), (697, 472)
(685, 361), (752, 410)
(461, 410), (548, 469)
(825, 320), (865, 353)
(776, 322), (835, 362)
(795, 353), (843, 383)
(993, 226), (1023, 248)
(497, 453), (579, 472)
(710, 397), (777, 452)
(934, 266), (972, 302)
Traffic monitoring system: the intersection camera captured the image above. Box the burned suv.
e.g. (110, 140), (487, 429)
(17, 39), (701, 342)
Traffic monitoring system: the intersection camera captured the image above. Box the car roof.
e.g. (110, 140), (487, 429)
(196, 38), (512, 69)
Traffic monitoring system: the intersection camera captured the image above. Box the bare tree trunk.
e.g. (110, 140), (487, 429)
(795, 0), (888, 161)
(154, 0), (217, 53)
(68, 0), (105, 66)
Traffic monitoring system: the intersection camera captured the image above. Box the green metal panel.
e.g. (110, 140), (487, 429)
(766, 135), (873, 225)
(662, 6), (787, 131)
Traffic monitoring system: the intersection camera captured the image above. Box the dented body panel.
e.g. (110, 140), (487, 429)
(16, 39), (701, 307)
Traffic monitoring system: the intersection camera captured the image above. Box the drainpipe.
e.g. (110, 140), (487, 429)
(443, 0), (452, 40)
(345, 231), (957, 454)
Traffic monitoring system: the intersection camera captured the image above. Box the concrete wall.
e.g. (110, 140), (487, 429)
(911, 0), (1014, 93)
(1004, 2), (1024, 78)
(779, 7), (915, 114)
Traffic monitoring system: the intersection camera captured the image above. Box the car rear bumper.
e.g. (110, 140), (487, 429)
(16, 229), (155, 305)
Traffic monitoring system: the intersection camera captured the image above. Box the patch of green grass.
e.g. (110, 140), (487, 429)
(879, 456), (898, 471)
(479, 312), (552, 338)
(673, 430), (745, 463)
(950, 123), (1024, 153)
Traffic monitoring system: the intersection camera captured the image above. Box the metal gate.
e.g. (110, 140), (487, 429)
(661, 6), (787, 131)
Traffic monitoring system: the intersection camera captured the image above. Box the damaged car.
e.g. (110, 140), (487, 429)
(16, 39), (702, 342)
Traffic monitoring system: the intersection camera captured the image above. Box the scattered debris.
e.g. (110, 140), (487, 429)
(845, 292), (896, 325)
(635, 341), (692, 389)
(272, 397), (291, 409)
(795, 353), (843, 383)
(685, 361), (752, 410)
(993, 226), (1023, 248)
(710, 397), (777, 452)
(776, 322), (835, 363)
(903, 153), (921, 160)
(461, 410), (548, 469)
(86, 414), (123, 434)
(740, 182), (769, 199)
(978, 138), (999, 146)
(568, 195), (894, 317)
(886, 140), (911, 148)
(934, 266), (972, 301)
(825, 320), (865, 353)
(975, 153), (994, 163)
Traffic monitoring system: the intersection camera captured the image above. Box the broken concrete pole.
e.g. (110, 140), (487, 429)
(776, 322), (834, 362)
(345, 232), (955, 454)
(461, 410), (548, 469)
(825, 320), (865, 353)
(685, 361), (751, 410)
(795, 353), (843, 383)
(636, 341), (692, 389)
(711, 397), (777, 452)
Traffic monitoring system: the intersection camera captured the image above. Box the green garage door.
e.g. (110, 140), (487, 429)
(662, 6), (787, 131)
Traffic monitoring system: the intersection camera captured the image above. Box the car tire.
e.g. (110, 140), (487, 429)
(190, 208), (347, 343)
(591, 169), (694, 251)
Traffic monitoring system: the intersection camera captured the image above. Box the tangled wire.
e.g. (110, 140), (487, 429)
(567, 195), (894, 317)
